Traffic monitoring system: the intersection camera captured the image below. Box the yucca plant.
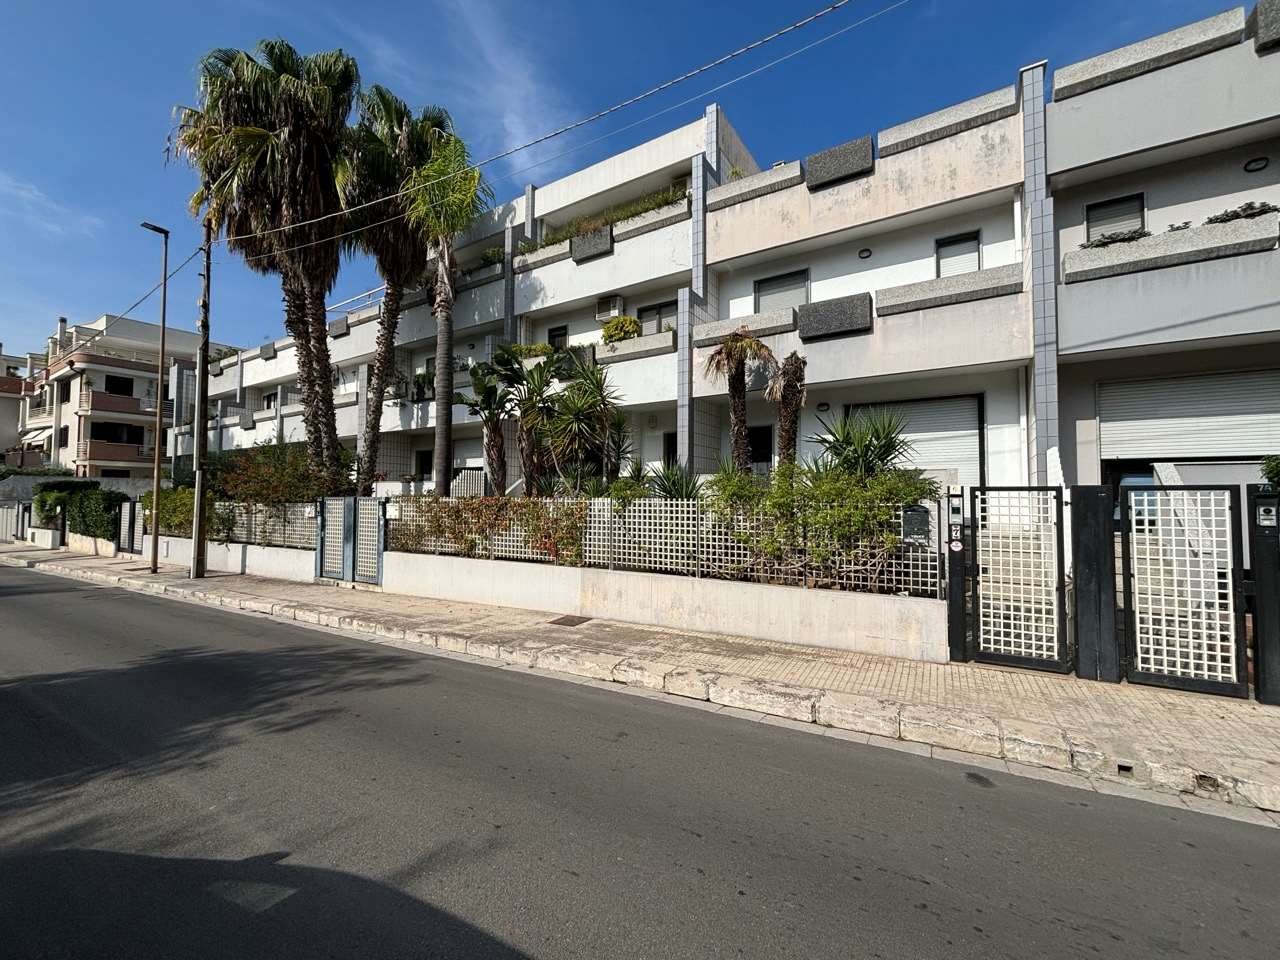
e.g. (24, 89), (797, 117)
(648, 462), (703, 500)
(808, 408), (915, 478)
(454, 363), (514, 496)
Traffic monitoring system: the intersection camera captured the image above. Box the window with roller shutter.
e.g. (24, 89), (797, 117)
(1085, 194), (1144, 243)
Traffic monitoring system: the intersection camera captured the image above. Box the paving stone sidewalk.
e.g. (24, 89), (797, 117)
(4, 542), (1279, 820)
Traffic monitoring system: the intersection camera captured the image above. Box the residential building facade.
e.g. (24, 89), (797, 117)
(0, 342), (29, 455)
(172, 3), (1280, 496)
(13, 316), (237, 478)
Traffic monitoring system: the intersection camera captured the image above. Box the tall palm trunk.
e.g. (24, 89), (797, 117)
(304, 280), (341, 485)
(772, 352), (807, 465)
(728, 359), (750, 473)
(431, 251), (456, 497)
(518, 424), (541, 496)
(281, 275), (322, 473)
(484, 420), (507, 495)
(356, 280), (403, 495)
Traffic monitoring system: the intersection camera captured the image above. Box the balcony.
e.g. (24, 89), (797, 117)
(0, 375), (23, 396)
(78, 388), (173, 419)
(24, 404), (53, 426)
(4, 449), (48, 469)
(77, 440), (153, 463)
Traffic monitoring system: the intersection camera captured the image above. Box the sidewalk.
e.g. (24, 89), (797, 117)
(4, 541), (1279, 822)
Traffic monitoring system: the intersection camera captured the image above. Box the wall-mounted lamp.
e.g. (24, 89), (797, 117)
(1243, 157), (1269, 173)
(816, 402), (831, 413)
(857, 248), (872, 260)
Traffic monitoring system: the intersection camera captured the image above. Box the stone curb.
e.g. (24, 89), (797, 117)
(7, 551), (1280, 817)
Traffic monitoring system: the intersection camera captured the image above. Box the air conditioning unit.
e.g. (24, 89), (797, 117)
(595, 295), (624, 322)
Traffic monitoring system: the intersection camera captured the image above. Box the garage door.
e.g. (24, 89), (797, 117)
(849, 396), (982, 486)
(1098, 370), (1280, 460)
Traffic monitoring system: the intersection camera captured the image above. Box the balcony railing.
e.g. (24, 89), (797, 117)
(76, 440), (153, 462)
(24, 404), (53, 421)
(78, 388), (173, 418)
(4, 449), (48, 469)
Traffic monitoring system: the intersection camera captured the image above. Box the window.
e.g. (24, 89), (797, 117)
(754, 271), (808, 313)
(104, 374), (133, 397)
(548, 326), (569, 350)
(415, 449), (434, 480)
(638, 300), (678, 336)
(747, 425), (773, 474)
(57, 379), (71, 403)
(1086, 194), (1144, 243)
(57, 426), (69, 449)
(663, 431), (678, 467)
(936, 232), (981, 278)
(100, 469), (131, 478)
(262, 392), (276, 410)
(89, 422), (144, 445)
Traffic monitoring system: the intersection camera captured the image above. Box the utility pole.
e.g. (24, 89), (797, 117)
(141, 222), (170, 575)
(190, 216), (212, 578)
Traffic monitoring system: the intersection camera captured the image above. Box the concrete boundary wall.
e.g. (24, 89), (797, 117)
(382, 552), (949, 662)
(141, 535), (315, 582)
(65, 532), (117, 557)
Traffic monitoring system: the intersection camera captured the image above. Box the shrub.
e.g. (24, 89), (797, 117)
(211, 440), (352, 503)
(508, 342), (555, 360)
(140, 487), (235, 540)
(1078, 228), (1151, 249)
(33, 490), (69, 528)
(0, 465), (74, 481)
(601, 315), (641, 344)
(607, 476), (648, 509)
(1264, 455), (1280, 487)
(1167, 221), (1191, 232)
(66, 489), (128, 539)
(478, 246), (505, 267)
(523, 184), (688, 252)
(33, 479), (99, 495)
(1204, 200), (1279, 225)
(648, 462), (703, 500)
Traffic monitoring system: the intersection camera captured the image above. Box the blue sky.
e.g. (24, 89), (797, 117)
(0, 0), (1228, 358)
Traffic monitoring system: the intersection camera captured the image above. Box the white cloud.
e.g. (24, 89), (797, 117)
(0, 171), (103, 237)
(326, 0), (581, 194)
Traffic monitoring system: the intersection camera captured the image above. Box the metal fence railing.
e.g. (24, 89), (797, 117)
(216, 501), (317, 550)
(386, 496), (943, 598)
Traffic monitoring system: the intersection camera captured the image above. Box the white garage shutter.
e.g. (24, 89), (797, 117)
(850, 396), (982, 486)
(1098, 370), (1280, 460)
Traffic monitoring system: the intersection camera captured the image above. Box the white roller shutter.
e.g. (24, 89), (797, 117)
(850, 396), (982, 486)
(1098, 370), (1280, 460)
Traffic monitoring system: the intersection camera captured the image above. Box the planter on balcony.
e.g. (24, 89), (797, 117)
(878, 85), (1018, 157)
(797, 293), (873, 341)
(513, 239), (571, 273)
(239, 410), (256, 430)
(875, 263), (1023, 316)
(458, 261), (504, 291)
(1060, 211), (1279, 283)
(805, 135), (874, 191)
(570, 225), (613, 263)
(693, 308), (797, 347)
(596, 329), (677, 365)
(612, 198), (690, 242)
(260, 341), (277, 360)
(706, 161), (804, 211)
(328, 317), (349, 338)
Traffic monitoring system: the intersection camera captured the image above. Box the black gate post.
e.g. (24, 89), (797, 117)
(1248, 484), (1280, 705)
(945, 489), (969, 662)
(1070, 486), (1120, 682)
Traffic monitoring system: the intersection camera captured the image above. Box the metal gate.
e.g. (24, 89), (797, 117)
(969, 487), (1069, 671)
(316, 496), (383, 584)
(0, 501), (17, 542)
(1119, 486), (1247, 697)
(116, 501), (143, 554)
(354, 497), (383, 584)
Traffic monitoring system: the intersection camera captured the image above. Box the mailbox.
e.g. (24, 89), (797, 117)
(901, 504), (932, 545)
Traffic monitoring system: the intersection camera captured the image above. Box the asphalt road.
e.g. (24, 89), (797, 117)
(2, 564), (1277, 959)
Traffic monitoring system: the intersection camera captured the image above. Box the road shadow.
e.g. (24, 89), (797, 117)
(0, 641), (431, 815)
(0, 847), (530, 959)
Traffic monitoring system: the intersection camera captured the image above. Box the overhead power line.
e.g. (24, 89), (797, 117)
(217, 0), (873, 247)
(241, 0), (913, 263)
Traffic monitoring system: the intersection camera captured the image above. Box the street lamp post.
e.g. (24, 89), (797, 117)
(141, 221), (169, 575)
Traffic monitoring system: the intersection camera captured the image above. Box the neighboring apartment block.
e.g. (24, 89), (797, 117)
(10, 316), (237, 478)
(0, 342), (28, 454)
(173, 3), (1280, 497)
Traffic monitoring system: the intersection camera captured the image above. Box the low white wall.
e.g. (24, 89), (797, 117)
(382, 552), (948, 662)
(65, 531), (117, 557)
(142, 535), (315, 582)
(27, 527), (62, 549)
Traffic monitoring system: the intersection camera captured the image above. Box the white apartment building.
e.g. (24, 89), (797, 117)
(173, 3), (1280, 495)
(12, 316), (237, 478)
(0, 342), (28, 455)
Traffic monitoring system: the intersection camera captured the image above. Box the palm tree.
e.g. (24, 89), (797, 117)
(338, 85), (450, 494)
(547, 356), (621, 491)
(764, 351), (807, 465)
(454, 363), (514, 495)
(702, 328), (777, 473)
(176, 41), (359, 486)
(493, 348), (562, 496)
(405, 135), (493, 496)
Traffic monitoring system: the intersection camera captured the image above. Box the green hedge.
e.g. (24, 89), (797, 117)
(66, 489), (129, 539)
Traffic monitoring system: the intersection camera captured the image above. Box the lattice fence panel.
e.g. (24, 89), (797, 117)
(1128, 489), (1237, 684)
(974, 490), (1060, 661)
(355, 498), (381, 582)
(322, 497), (346, 578)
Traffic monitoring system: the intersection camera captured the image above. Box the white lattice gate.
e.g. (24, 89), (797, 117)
(1120, 486), (1246, 697)
(320, 497), (350, 580)
(970, 487), (1069, 671)
(0, 502), (17, 543)
(354, 497), (383, 584)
